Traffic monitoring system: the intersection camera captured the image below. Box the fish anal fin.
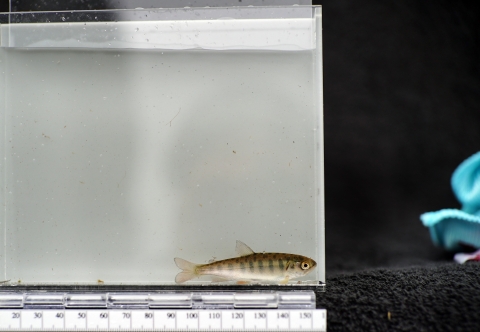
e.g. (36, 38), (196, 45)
(174, 257), (199, 284)
(210, 275), (230, 283)
(235, 240), (255, 257)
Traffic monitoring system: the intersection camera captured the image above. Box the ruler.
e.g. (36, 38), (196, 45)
(0, 309), (326, 331)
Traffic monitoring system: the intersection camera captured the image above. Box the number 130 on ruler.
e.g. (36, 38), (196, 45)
(0, 309), (326, 331)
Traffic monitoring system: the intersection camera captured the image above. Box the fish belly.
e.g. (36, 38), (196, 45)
(198, 254), (289, 282)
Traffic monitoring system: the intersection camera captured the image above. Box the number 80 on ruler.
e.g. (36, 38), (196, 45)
(0, 309), (326, 331)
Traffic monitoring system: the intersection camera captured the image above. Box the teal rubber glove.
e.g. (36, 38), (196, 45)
(421, 152), (480, 251)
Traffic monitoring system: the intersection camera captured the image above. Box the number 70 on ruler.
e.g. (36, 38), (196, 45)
(0, 309), (326, 331)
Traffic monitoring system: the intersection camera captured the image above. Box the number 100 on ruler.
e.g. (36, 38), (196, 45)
(0, 309), (326, 331)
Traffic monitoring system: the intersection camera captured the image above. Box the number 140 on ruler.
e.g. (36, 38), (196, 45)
(0, 309), (326, 331)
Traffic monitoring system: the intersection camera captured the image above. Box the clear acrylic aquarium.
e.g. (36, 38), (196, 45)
(0, 6), (324, 286)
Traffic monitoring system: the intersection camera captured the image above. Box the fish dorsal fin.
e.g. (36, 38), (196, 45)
(236, 240), (255, 256)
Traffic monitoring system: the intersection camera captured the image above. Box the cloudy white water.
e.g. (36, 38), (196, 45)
(0, 46), (321, 283)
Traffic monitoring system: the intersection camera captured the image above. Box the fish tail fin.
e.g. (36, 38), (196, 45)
(174, 257), (199, 283)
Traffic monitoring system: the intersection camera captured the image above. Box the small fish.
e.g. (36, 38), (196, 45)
(174, 241), (316, 284)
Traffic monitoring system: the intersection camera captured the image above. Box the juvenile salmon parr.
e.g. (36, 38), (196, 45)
(174, 241), (316, 284)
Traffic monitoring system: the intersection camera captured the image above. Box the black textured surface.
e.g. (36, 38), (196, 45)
(320, 263), (480, 331)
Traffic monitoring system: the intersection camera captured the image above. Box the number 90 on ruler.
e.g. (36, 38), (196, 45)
(0, 309), (326, 331)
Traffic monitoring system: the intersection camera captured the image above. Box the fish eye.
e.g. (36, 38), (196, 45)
(301, 262), (310, 270)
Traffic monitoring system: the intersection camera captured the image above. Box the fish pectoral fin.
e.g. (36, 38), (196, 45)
(235, 240), (255, 256)
(279, 277), (290, 284)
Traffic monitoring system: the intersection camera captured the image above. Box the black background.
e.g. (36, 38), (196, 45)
(319, 0), (480, 275)
(2, 1), (480, 330)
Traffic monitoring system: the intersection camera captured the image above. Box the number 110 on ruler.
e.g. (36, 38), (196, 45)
(0, 309), (326, 331)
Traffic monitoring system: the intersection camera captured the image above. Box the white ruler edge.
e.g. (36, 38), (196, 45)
(0, 309), (326, 331)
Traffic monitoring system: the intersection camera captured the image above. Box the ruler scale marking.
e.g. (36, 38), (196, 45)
(0, 309), (326, 331)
